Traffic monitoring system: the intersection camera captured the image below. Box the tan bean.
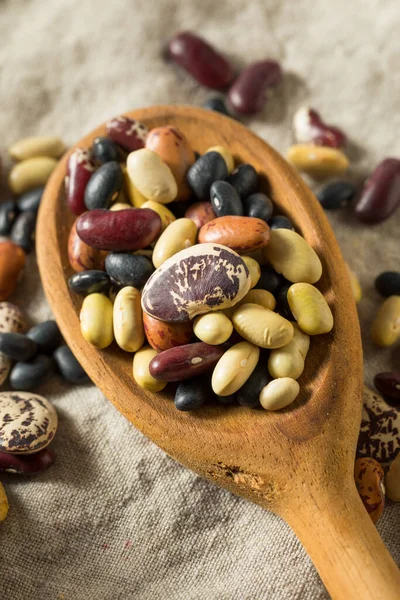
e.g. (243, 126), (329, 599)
(113, 287), (144, 352)
(288, 283), (333, 335)
(205, 145), (235, 173)
(345, 262), (362, 303)
(242, 256), (261, 289)
(127, 148), (177, 204)
(143, 313), (192, 352)
(9, 136), (66, 161)
(0, 482), (8, 522)
(268, 323), (310, 379)
(212, 341), (259, 396)
(263, 229), (322, 284)
(232, 303), (293, 349)
(193, 312), (233, 345)
(371, 296), (400, 347)
(122, 166), (147, 207)
(8, 157), (57, 195)
(385, 453), (400, 502)
(133, 346), (167, 392)
(152, 218), (197, 268)
(80, 293), (113, 349)
(259, 378), (300, 410)
(141, 200), (176, 232)
(287, 144), (349, 179)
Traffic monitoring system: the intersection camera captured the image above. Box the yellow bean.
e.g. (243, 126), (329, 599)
(127, 148), (177, 204)
(205, 145), (235, 173)
(8, 157), (58, 195)
(9, 136), (66, 161)
(141, 200), (176, 232)
(345, 262), (362, 304)
(287, 283), (333, 335)
(242, 256), (261, 289)
(80, 293), (114, 349)
(234, 288), (276, 312)
(232, 303), (294, 349)
(0, 482), (8, 522)
(122, 165), (147, 207)
(212, 341), (259, 396)
(371, 296), (400, 347)
(268, 323), (310, 379)
(263, 229), (322, 284)
(113, 287), (144, 352)
(152, 218), (197, 268)
(259, 378), (300, 410)
(193, 312), (233, 345)
(287, 144), (349, 179)
(133, 346), (167, 392)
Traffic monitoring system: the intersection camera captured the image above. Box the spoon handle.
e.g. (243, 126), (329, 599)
(283, 475), (400, 599)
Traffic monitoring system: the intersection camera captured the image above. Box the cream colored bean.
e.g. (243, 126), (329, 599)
(152, 218), (197, 269)
(385, 453), (400, 502)
(232, 303), (293, 349)
(122, 166), (147, 207)
(113, 287), (144, 352)
(268, 323), (310, 379)
(345, 262), (362, 304)
(242, 256), (261, 289)
(9, 136), (66, 161)
(287, 144), (349, 179)
(80, 293), (113, 349)
(193, 312), (233, 345)
(8, 157), (57, 195)
(205, 145), (235, 173)
(234, 288), (276, 312)
(127, 148), (178, 204)
(212, 341), (259, 396)
(0, 482), (8, 522)
(259, 378), (300, 410)
(371, 296), (400, 347)
(287, 283), (333, 335)
(110, 202), (132, 211)
(263, 229), (322, 284)
(133, 346), (167, 392)
(141, 200), (176, 232)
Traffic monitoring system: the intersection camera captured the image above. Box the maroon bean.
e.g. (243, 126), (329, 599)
(0, 447), (55, 474)
(76, 208), (162, 251)
(149, 342), (225, 381)
(374, 372), (400, 407)
(168, 31), (235, 90)
(106, 116), (148, 152)
(228, 60), (282, 115)
(66, 148), (96, 215)
(354, 158), (400, 223)
(293, 107), (347, 149)
(184, 201), (216, 229)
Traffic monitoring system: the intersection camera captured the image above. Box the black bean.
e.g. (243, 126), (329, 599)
(255, 266), (284, 295)
(215, 393), (236, 405)
(210, 180), (243, 216)
(68, 270), (111, 296)
(0, 200), (19, 235)
(317, 181), (357, 210)
(174, 376), (209, 411)
(10, 211), (36, 253)
(375, 271), (400, 298)
(105, 253), (154, 288)
(268, 215), (295, 231)
(92, 136), (119, 164)
(203, 97), (231, 116)
(53, 345), (90, 384)
(9, 355), (55, 391)
(26, 320), (62, 353)
(275, 282), (293, 320)
(17, 186), (44, 214)
(84, 161), (124, 210)
(237, 360), (270, 408)
(243, 192), (273, 222)
(187, 152), (228, 201)
(226, 164), (258, 199)
(0, 332), (37, 361)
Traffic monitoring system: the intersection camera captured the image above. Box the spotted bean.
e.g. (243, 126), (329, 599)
(354, 457), (385, 523)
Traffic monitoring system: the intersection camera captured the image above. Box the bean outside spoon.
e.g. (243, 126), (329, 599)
(37, 106), (400, 599)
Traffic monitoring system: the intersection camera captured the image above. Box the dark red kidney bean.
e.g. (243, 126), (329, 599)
(68, 270), (111, 296)
(226, 164), (258, 199)
(203, 97), (231, 117)
(237, 359), (270, 408)
(53, 345), (90, 384)
(243, 193), (273, 223)
(0, 332), (37, 361)
(374, 372), (400, 406)
(375, 271), (400, 297)
(293, 107), (347, 149)
(149, 342), (225, 382)
(354, 158), (400, 223)
(210, 180), (243, 217)
(106, 115), (148, 152)
(105, 253), (154, 288)
(316, 181), (356, 210)
(174, 376), (210, 411)
(10, 211), (36, 253)
(17, 186), (44, 214)
(66, 148), (96, 215)
(0, 200), (18, 235)
(10, 355), (55, 391)
(26, 320), (62, 353)
(228, 60), (282, 115)
(76, 208), (161, 251)
(92, 136), (119, 164)
(268, 215), (294, 231)
(84, 161), (124, 210)
(0, 447), (56, 474)
(187, 152), (228, 201)
(255, 266), (285, 295)
(168, 31), (235, 90)
(184, 201), (216, 229)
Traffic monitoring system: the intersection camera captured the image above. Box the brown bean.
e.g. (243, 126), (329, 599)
(68, 218), (107, 272)
(0, 241), (26, 301)
(184, 201), (217, 229)
(143, 313), (193, 352)
(198, 216), (270, 254)
(149, 342), (225, 381)
(354, 457), (385, 524)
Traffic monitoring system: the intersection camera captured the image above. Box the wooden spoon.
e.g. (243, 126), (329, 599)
(37, 106), (400, 599)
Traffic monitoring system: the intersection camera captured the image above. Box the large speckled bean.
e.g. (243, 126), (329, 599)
(193, 312), (233, 345)
(354, 457), (385, 523)
(127, 149), (178, 204)
(371, 296), (400, 347)
(287, 283), (333, 335)
(268, 323), (310, 379)
(0, 241), (26, 301)
(0, 482), (8, 522)
(143, 313), (192, 352)
(68, 219), (108, 272)
(259, 377), (300, 410)
(152, 218), (197, 268)
(287, 144), (349, 180)
(149, 342), (224, 381)
(141, 200), (176, 232)
(212, 341), (259, 396)
(198, 215), (270, 254)
(80, 293), (113, 349)
(113, 287), (144, 352)
(8, 157), (58, 195)
(232, 303), (294, 349)
(385, 453), (400, 502)
(263, 229), (322, 284)
(133, 346), (167, 392)
(9, 136), (65, 161)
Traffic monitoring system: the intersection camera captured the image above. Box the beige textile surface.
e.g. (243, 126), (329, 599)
(0, 0), (399, 598)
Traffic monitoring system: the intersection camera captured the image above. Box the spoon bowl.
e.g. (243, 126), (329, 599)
(37, 106), (400, 599)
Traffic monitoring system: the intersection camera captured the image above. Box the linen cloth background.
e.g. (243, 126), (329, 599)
(0, 0), (399, 598)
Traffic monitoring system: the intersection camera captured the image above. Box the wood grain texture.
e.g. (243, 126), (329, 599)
(36, 105), (400, 599)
